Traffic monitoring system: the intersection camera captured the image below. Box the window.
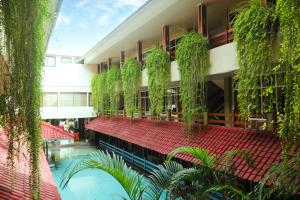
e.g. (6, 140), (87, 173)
(42, 93), (58, 107)
(61, 57), (72, 63)
(88, 93), (93, 106)
(45, 56), (56, 67)
(74, 57), (81, 63)
(74, 93), (87, 106)
(60, 92), (87, 107)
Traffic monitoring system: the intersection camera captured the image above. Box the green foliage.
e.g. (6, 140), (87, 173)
(91, 72), (109, 115)
(145, 47), (170, 115)
(60, 150), (145, 200)
(152, 146), (254, 200)
(0, 1), (49, 199)
(233, 0), (276, 117)
(107, 65), (121, 115)
(121, 59), (141, 118)
(257, 156), (300, 199)
(275, 0), (300, 156)
(176, 32), (209, 131)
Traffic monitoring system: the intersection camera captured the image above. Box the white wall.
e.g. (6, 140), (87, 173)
(141, 42), (238, 87)
(41, 54), (97, 119)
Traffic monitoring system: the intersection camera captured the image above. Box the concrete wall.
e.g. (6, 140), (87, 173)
(41, 54), (97, 119)
(141, 42), (238, 87)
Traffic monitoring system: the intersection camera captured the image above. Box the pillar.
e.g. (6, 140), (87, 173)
(120, 51), (125, 68)
(97, 64), (101, 74)
(162, 25), (170, 52)
(198, 4), (208, 37)
(136, 41), (143, 63)
(108, 58), (112, 69)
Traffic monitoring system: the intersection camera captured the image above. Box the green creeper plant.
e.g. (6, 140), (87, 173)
(0, 0), (49, 199)
(176, 32), (209, 131)
(275, 0), (300, 157)
(107, 65), (121, 115)
(91, 72), (109, 115)
(145, 47), (170, 115)
(121, 59), (141, 118)
(233, 0), (276, 118)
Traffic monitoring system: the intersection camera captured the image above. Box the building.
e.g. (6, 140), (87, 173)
(41, 54), (97, 120)
(79, 0), (290, 185)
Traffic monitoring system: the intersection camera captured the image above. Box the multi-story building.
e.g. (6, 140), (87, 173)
(41, 54), (97, 126)
(76, 0), (290, 186)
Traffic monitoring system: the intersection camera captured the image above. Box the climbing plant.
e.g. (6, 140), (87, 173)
(233, 0), (276, 118)
(121, 59), (141, 118)
(0, 0), (49, 199)
(176, 32), (209, 131)
(107, 65), (121, 115)
(91, 72), (109, 115)
(145, 47), (170, 115)
(275, 0), (300, 156)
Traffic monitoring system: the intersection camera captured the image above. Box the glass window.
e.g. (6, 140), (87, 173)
(61, 57), (72, 63)
(60, 93), (74, 107)
(74, 57), (81, 63)
(45, 56), (56, 67)
(89, 93), (93, 106)
(42, 93), (58, 107)
(74, 93), (87, 106)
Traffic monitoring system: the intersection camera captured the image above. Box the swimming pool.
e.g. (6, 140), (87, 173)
(50, 146), (129, 200)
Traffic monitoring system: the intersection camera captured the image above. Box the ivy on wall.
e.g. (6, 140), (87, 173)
(176, 32), (209, 131)
(276, 0), (300, 156)
(233, 0), (276, 118)
(121, 59), (141, 118)
(0, 0), (49, 199)
(145, 47), (170, 115)
(107, 65), (121, 115)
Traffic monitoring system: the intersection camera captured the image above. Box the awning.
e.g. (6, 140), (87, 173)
(0, 130), (60, 199)
(41, 122), (75, 141)
(86, 116), (284, 183)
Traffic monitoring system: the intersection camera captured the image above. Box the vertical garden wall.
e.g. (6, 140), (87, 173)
(0, 0), (50, 199)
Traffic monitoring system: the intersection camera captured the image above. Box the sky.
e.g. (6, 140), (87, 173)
(47, 0), (148, 56)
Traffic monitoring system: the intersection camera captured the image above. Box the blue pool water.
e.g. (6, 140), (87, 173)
(50, 146), (129, 200)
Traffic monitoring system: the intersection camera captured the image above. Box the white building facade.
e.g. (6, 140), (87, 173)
(41, 54), (97, 119)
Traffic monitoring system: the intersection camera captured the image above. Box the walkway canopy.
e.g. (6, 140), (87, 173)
(85, 116), (288, 183)
(41, 122), (75, 141)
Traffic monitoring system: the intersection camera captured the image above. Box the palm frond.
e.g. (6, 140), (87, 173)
(167, 146), (216, 168)
(145, 161), (184, 200)
(60, 150), (144, 200)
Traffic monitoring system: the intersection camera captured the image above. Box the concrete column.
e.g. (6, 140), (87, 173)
(162, 25), (170, 52)
(108, 58), (112, 69)
(120, 51), (125, 68)
(136, 41), (143, 63)
(198, 4), (208, 37)
(224, 77), (233, 126)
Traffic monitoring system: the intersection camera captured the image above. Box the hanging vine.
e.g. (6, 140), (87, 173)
(176, 32), (209, 131)
(276, 0), (300, 156)
(91, 72), (109, 115)
(107, 65), (121, 115)
(0, 0), (49, 199)
(233, 0), (276, 118)
(145, 47), (170, 115)
(121, 59), (141, 118)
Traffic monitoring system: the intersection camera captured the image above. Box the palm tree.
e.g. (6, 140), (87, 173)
(146, 146), (254, 200)
(60, 150), (145, 200)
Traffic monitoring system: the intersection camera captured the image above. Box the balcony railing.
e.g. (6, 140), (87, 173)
(98, 110), (274, 131)
(209, 27), (233, 49)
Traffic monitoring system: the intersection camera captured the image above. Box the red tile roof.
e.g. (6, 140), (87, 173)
(41, 122), (75, 141)
(0, 130), (60, 199)
(86, 116), (283, 182)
